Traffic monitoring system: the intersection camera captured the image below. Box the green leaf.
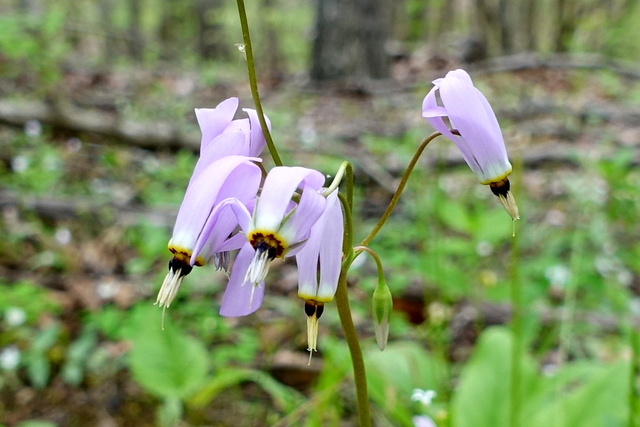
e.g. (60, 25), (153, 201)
(62, 327), (98, 386)
(127, 306), (210, 400)
(365, 341), (448, 425)
(452, 326), (537, 427)
(16, 421), (57, 427)
(524, 361), (628, 427)
(25, 354), (50, 390)
(190, 368), (304, 413)
(156, 397), (183, 427)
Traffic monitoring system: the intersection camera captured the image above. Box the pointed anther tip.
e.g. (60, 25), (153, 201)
(489, 178), (519, 221)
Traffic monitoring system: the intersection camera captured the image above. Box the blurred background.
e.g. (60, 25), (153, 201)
(1, 0), (640, 426)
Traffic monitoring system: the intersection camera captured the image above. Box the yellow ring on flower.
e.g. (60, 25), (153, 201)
(248, 229), (288, 258)
(168, 245), (206, 267)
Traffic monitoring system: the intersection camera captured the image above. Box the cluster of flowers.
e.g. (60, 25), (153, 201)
(155, 97), (343, 352)
(156, 68), (519, 354)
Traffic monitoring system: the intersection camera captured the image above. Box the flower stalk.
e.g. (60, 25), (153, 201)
(359, 132), (441, 247)
(235, 0), (282, 167)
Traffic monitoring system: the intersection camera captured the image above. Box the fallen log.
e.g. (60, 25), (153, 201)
(0, 98), (199, 152)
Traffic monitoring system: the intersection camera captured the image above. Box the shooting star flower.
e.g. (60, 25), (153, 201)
(296, 190), (344, 354)
(156, 155), (262, 309)
(216, 166), (327, 317)
(422, 69), (519, 220)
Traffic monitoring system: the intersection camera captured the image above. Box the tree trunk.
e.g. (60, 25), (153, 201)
(310, 0), (391, 84)
(194, 0), (228, 60)
(521, 0), (537, 51)
(554, 0), (576, 52)
(99, 0), (117, 63)
(127, 0), (144, 60)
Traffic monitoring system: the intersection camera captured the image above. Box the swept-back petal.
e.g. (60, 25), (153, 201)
(422, 69), (512, 184)
(279, 185), (326, 248)
(295, 223), (323, 299)
(195, 97), (238, 151)
(191, 196), (253, 262)
(316, 191), (343, 301)
(191, 131), (246, 180)
(438, 72), (510, 182)
(296, 190), (343, 301)
(220, 244), (265, 316)
(170, 156), (260, 259)
(252, 167), (325, 232)
(243, 108), (269, 157)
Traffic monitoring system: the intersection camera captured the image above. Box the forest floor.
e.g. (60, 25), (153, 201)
(1, 52), (640, 426)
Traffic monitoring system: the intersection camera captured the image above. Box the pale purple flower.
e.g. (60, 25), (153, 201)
(156, 155), (262, 308)
(296, 189), (343, 351)
(422, 69), (519, 220)
(192, 97), (270, 179)
(296, 190), (343, 303)
(214, 166), (328, 317)
(412, 415), (437, 427)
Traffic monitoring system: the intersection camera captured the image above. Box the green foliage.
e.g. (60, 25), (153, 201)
(190, 367), (305, 413)
(0, 4), (68, 89)
(15, 422), (58, 427)
(61, 327), (98, 386)
(452, 327), (537, 427)
(126, 305), (210, 400)
(453, 327), (629, 427)
(366, 341), (448, 426)
(0, 280), (61, 325)
(22, 323), (61, 389)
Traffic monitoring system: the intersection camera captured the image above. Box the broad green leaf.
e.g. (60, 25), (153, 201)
(524, 361), (628, 427)
(366, 341), (448, 426)
(190, 367), (304, 413)
(127, 306), (210, 400)
(452, 326), (537, 427)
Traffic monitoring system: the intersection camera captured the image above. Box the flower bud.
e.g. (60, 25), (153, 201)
(372, 280), (393, 350)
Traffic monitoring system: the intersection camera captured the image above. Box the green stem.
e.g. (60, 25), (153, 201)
(628, 323), (639, 427)
(334, 169), (371, 426)
(554, 214), (584, 427)
(353, 246), (384, 283)
(235, 0), (283, 166)
(334, 261), (371, 427)
(359, 132), (441, 247)
(323, 161), (351, 196)
(509, 224), (522, 427)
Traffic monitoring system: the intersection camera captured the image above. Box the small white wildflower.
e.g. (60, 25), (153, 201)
(24, 120), (42, 137)
(618, 269), (633, 287)
(544, 209), (565, 226)
(97, 280), (120, 300)
(55, 228), (72, 245)
(0, 346), (21, 370)
(66, 137), (82, 152)
(411, 388), (437, 406)
(5, 307), (27, 326)
(11, 155), (29, 173)
(545, 264), (571, 288)
(475, 241), (493, 257)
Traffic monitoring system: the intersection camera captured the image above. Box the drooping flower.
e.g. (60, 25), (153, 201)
(156, 155), (262, 309)
(215, 166), (328, 317)
(422, 69), (519, 220)
(295, 190), (344, 353)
